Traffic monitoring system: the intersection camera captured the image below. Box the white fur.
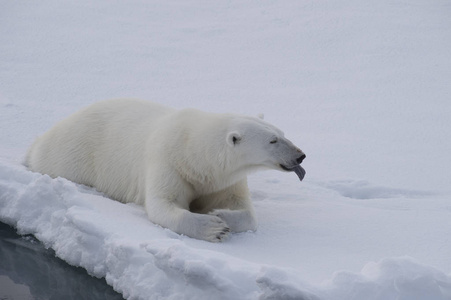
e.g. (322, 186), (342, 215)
(26, 99), (305, 242)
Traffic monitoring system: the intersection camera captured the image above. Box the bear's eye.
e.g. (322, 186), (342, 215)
(270, 138), (278, 144)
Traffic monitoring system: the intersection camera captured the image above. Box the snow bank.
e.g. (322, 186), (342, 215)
(1, 160), (450, 300)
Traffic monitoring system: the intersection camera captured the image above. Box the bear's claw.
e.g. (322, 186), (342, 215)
(214, 228), (230, 242)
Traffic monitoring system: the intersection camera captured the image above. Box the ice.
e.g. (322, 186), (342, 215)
(1, 0), (451, 299)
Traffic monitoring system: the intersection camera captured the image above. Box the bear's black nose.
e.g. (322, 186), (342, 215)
(296, 154), (306, 164)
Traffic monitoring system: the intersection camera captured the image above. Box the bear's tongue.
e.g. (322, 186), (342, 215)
(293, 165), (306, 181)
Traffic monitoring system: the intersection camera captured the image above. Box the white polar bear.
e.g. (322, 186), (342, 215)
(26, 99), (306, 242)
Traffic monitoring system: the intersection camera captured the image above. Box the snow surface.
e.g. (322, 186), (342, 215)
(1, 1), (451, 299)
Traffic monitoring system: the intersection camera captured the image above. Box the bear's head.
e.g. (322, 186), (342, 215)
(226, 117), (306, 181)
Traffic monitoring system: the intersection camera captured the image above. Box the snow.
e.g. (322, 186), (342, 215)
(1, 1), (451, 299)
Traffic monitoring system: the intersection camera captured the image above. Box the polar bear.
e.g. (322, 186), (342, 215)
(26, 99), (306, 242)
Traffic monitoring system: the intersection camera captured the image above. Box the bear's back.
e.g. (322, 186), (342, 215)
(26, 99), (176, 203)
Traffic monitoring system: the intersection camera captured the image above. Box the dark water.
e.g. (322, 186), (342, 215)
(0, 222), (124, 300)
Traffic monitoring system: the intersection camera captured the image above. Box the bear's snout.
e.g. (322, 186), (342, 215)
(296, 154), (306, 164)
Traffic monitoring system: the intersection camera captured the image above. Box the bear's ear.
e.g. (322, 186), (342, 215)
(227, 131), (242, 146)
(257, 113), (264, 120)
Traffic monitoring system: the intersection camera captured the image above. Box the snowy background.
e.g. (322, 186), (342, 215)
(1, 1), (451, 299)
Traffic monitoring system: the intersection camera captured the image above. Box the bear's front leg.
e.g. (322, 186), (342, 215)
(145, 196), (231, 242)
(144, 169), (231, 242)
(209, 209), (257, 233)
(205, 179), (258, 233)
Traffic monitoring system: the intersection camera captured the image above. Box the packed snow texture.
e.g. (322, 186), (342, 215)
(1, 1), (451, 299)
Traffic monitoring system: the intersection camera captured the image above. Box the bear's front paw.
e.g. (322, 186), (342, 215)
(209, 209), (257, 233)
(209, 209), (237, 233)
(201, 215), (230, 243)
